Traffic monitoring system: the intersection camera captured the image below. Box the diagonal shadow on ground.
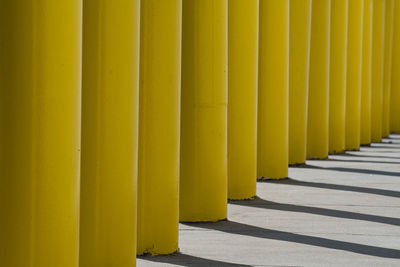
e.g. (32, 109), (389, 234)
(296, 164), (400, 177)
(370, 146), (400, 151)
(183, 221), (400, 259)
(324, 158), (400, 165)
(138, 253), (252, 267)
(340, 153), (400, 160)
(261, 178), (400, 198)
(229, 197), (400, 227)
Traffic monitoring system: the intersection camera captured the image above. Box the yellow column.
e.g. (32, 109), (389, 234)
(258, 0), (289, 179)
(382, 0), (395, 137)
(371, 0), (386, 142)
(0, 1), (81, 266)
(80, 1), (140, 266)
(346, 0), (364, 150)
(137, 0), (181, 255)
(289, 0), (313, 165)
(361, 0), (374, 145)
(307, 0), (331, 159)
(180, 0), (228, 221)
(390, 0), (400, 132)
(228, 0), (258, 199)
(329, 0), (349, 154)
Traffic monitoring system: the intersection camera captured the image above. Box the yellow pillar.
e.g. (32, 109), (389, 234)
(307, 0), (331, 159)
(80, 1), (140, 266)
(289, 0), (313, 165)
(371, 0), (386, 142)
(137, 0), (181, 255)
(346, 0), (364, 150)
(382, 0), (395, 137)
(361, 0), (374, 145)
(0, 1), (81, 266)
(390, 0), (400, 132)
(180, 0), (228, 221)
(258, 0), (289, 179)
(228, 0), (258, 199)
(329, 0), (349, 154)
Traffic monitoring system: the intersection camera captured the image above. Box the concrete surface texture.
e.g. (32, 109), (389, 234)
(138, 134), (400, 266)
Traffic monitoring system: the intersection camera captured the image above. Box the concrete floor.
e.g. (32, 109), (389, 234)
(138, 134), (400, 266)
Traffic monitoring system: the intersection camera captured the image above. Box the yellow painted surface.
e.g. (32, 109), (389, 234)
(180, 0), (228, 221)
(329, 0), (349, 154)
(346, 0), (364, 150)
(80, 1), (140, 266)
(382, 0), (394, 137)
(0, 1), (81, 266)
(289, 0), (313, 165)
(307, 0), (331, 159)
(258, 0), (289, 179)
(228, 0), (258, 199)
(390, 0), (400, 132)
(137, 0), (181, 255)
(361, 0), (374, 145)
(371, 0), (386, 142)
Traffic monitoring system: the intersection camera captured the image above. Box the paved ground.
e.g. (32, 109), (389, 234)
(138, 134), (400, 266)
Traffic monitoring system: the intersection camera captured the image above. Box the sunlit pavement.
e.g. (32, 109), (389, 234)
(138, 134), (400, 266)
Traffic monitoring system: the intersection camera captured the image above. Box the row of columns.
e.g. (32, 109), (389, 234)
(1, 0), (400, 266)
